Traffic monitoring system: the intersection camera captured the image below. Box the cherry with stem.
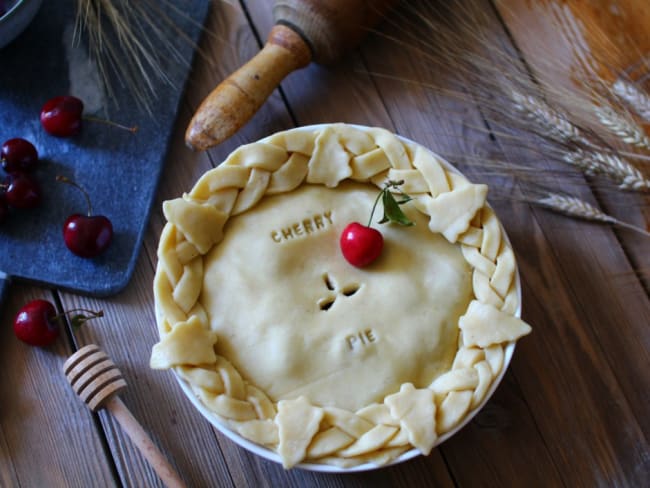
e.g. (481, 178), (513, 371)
(57, 175), (113, 258)
(13, 298), (103, 347)
(340, 180), (413, 267)
(41, 95), (137, 137)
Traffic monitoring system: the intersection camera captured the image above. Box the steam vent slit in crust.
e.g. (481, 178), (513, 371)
(150, 123), (532, 469)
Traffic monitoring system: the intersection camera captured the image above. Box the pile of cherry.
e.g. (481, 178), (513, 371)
(6, 96), (114, 347)
(1, 95), (113, 258)
(0, 138), (42, 215)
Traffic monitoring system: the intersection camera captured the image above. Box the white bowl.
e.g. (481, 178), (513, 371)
(0, 0), (42, 49)
(172, 124), (522, 472)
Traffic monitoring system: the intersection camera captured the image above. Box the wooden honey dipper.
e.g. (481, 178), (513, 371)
(185, 0), (398, 151)
(63, 344), (186, 488)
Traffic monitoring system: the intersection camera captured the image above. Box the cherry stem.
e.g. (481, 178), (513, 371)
(83, 115), (138, 134)
(367, 180), (406, 227)
(56, 175), (93, 216)
(53, 307), (104, 328)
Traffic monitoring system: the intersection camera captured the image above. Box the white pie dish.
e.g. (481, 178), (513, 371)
(163, 123), (523, 472)
(175, 344), (517, 473)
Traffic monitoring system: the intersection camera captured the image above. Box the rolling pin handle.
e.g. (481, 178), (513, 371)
(185, 24), (312, 151)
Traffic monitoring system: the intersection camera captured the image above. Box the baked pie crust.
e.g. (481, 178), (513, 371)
(150, 124), (532, 469)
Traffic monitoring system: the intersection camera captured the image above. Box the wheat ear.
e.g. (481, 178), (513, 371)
(74, 0), (195, 113)
(563, 150), (650, 190)
(536, 193), (650, 237)
(612, 79), (650, 122)
(594, 105), (650, 150)
(510, 91), (589, 146)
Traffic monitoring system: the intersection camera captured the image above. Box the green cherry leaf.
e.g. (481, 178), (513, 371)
(379, 189), (414, 226)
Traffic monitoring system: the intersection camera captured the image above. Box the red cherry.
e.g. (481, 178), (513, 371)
(13, 299), (104, 347)
(1, 138), (38, 173)
(40, 95), (84, 137)
(340, 222), (384, 267)
(13, 299), (60, 346)
(63, 213), (113, 258)
(40, 95), (137, 137)
(57, 176), (113, 257)
(5, 173), (42, 209)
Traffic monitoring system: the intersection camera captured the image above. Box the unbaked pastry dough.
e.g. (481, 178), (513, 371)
(150, 124), (531, 469)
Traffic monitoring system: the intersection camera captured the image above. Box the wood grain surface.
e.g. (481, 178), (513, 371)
(1, 1), (648, 487)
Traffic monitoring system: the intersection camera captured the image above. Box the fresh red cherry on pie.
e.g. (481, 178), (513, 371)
(40, 95), (84, 137)
(339, 180), (414, 267)
(57, 176), (113, 257)
(4, 172), (42, 209)
(1, 138), (38, 173)
(340, 222), (384, 267)
(13, 299), (60, 346)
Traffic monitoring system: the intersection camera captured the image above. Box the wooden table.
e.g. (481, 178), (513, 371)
(2, 1), (648, 486)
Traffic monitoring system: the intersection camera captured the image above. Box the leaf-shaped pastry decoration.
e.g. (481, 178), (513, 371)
(276, 396), (324, 468)
(150, 315), (218, 369)
(459, 300), (532, 347)
(385, 383), (437, 455)
(163, 198), (227, 254)
(307, 126), (352, 187)
(423, 184), (488, 242)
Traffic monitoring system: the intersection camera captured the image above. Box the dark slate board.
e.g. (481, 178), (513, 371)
(0, 1), (209, 298)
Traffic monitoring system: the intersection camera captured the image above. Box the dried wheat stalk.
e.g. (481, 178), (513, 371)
(593, 105), (650, 150)
(612, 79), (650, 122)
(387, 0), (650, 235)
(508, 91), (650, 189)
(510, 91), (590, 146)
(536, 193), (650, 237)
(563, 150), (650, 191)
(74, 0), (198, 112)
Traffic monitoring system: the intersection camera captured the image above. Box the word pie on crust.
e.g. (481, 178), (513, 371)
(150, 124), (532, 469)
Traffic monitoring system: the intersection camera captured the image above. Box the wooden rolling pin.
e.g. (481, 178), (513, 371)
(185, 0), (398, 151)
(63, 345), (186, 488)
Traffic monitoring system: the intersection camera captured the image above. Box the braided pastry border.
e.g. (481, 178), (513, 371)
(151, 123), (530, 470)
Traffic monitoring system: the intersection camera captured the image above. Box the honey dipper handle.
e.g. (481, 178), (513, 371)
(185, 24), (311, 151)
(106, 396), (187, 488)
